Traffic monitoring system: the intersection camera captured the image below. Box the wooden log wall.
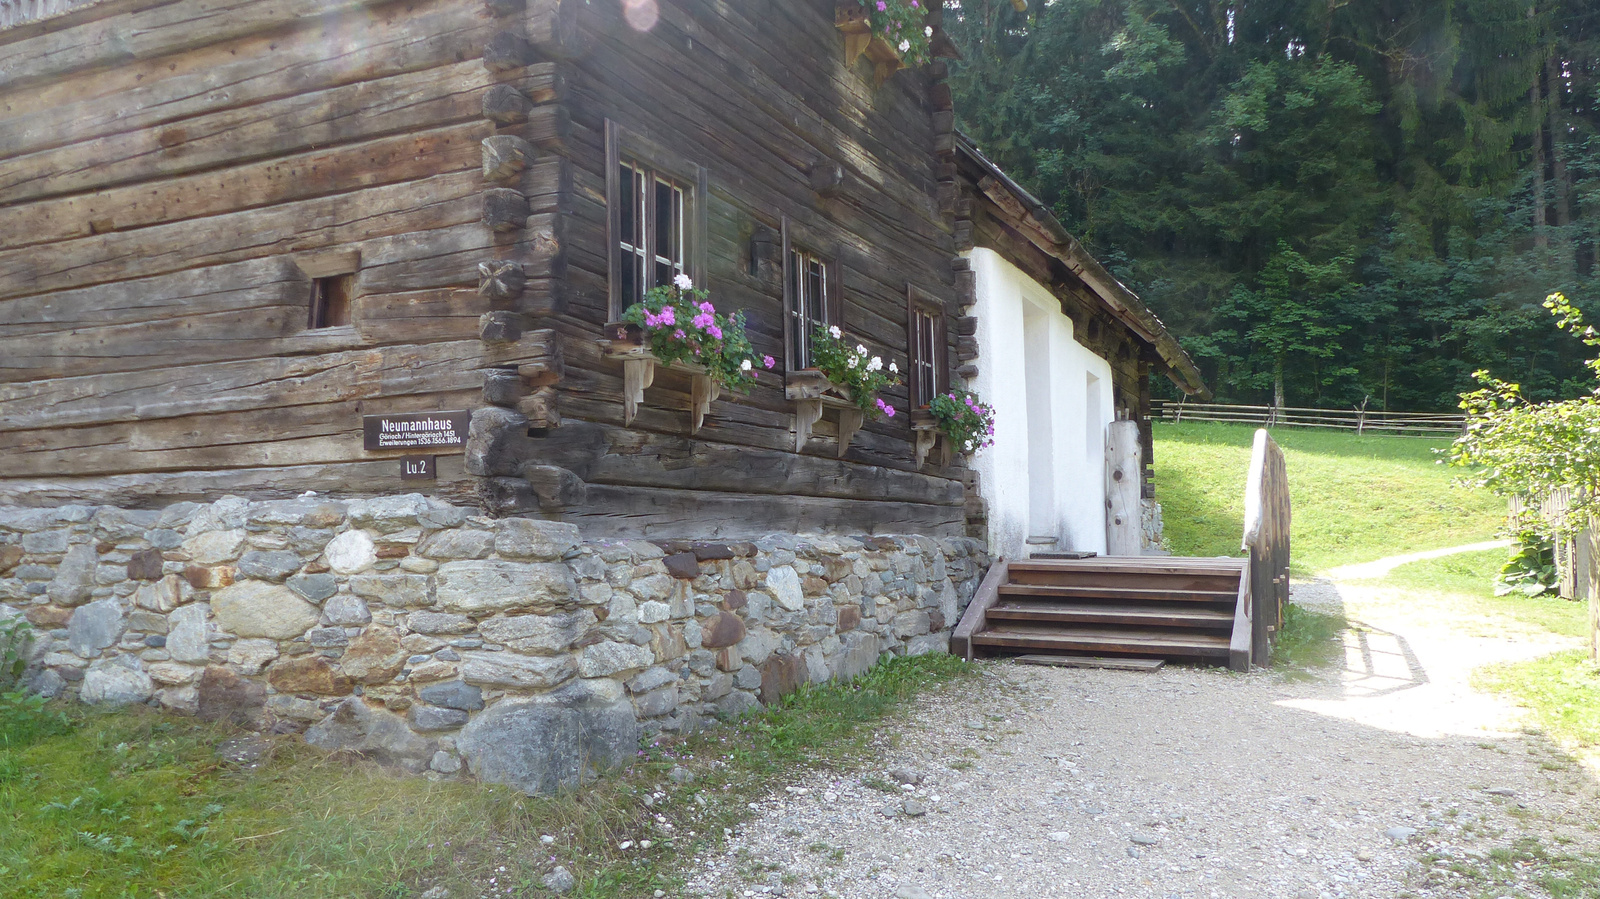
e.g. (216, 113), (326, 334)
(509, 0), (969, 536)
(0, 0), (560, 507)
(0, 0), (971, 537)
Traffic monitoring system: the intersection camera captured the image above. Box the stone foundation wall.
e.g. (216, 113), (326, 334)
(0, 496), (987, 793)
(1141, 499), (1165, 553)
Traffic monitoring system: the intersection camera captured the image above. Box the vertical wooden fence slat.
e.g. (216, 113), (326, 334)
(1241, 429), (1290, 666)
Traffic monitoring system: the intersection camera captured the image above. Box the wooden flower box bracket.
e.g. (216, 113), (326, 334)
(786, 369), (864, 457)
(908, 408), (951, 469)
(835, 3), (908, 86)
(600, 323), (721, 434)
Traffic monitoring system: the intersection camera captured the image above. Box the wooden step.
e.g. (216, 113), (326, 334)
(1005, 562), (1244, 593)
(971, 625), (1233, 659)
(1014, 654), (1166, 671)
(986, 600), (1233, 629)
(1007, 557), (1246, 575)
(997, 584), (1237, 604)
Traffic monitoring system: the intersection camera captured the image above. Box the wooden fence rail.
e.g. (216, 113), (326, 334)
(1156, 400), (1465, 437)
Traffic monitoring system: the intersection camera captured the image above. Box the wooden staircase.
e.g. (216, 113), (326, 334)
(952, 556), (1254, 672)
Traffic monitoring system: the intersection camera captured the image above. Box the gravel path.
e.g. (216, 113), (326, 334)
(683, 570), (1600, 899)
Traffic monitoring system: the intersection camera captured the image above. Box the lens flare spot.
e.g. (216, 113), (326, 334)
(623, 0), (659, 31)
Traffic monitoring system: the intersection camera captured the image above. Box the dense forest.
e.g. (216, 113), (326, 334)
(944, 0), (1600, 409)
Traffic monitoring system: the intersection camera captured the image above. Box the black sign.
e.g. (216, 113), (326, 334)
(400, 455), (438, 480)
(362, 411), (470, 452)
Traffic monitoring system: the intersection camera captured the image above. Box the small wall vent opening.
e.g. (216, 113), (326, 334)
(309, 274), (354, 329)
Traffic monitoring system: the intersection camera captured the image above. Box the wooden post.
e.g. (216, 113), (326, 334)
(1580, 524), (1600, 663)
(1105, 420), (1142, 556)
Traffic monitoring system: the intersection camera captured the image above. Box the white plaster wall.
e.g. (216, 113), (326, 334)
(967, 248), (1116, 561)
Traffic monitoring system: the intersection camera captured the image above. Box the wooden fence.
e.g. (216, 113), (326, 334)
(1156, 399), (1465, 437)
(1506, 488), (1599, 662)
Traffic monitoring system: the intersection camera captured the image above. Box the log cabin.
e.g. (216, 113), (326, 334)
(0, 0), (1206, 549)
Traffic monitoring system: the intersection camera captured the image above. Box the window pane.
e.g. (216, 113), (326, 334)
(619, 163), (636, 249)
(805, 259), (824, 327)
(654, 180), (673, 261)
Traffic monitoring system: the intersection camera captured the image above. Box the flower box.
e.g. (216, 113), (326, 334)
(835, 2), (909, 86)
(785, 369), (865, 456)
(600, 322), (722, 434)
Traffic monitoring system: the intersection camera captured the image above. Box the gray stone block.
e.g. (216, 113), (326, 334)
(419, 680), (484, 711)
(456, 682), (639, 794)
(305, 697), (435, 766)
(286, 574), (339, 603)
(236, 550), (303, 582)
(67, 598), (127, 658)
(409, 705), (470, 731)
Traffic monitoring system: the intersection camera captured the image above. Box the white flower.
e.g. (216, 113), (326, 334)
(740, 358), (752, 371)
(868, 356), (883, 372)
(925, 26), (933, 37)
(899, 39), (911, 53)
(829, 325), (842, 339)
(889, 361), (899, 374)
(673, 273), (694, 290)
(847, 354), (859, 368)
(855, 344), (868, 357)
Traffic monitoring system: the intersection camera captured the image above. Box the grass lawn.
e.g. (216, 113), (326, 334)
(1153, 420), (1505, 574)
(0, 654), (973, 899)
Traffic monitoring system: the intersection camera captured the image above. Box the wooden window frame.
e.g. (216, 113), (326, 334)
(780, 216), (843, 372)
(606, 119), (709, 321)
(906, 284), (947, 409)
(293, 249), (360, 331)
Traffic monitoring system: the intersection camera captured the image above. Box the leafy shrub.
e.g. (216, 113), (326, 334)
(0, 690), (71, 752)
(1496, 531), (1558, 596)
(1, 615), (32, 690)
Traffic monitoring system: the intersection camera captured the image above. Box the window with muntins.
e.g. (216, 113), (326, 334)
(616, 160), (688, 308)
(781, 216), (842, 372)
(606, 121), (707, 321)
(907, 287), (946, 407)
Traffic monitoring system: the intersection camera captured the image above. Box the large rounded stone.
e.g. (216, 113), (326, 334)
(765, 566), (805, 612)
(339, 625), (405, 684)
(324, 530), (377, 575)
(456, 682), (639, 794)
(80, 657), (153, 707)
(211, 580), (319, 639)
